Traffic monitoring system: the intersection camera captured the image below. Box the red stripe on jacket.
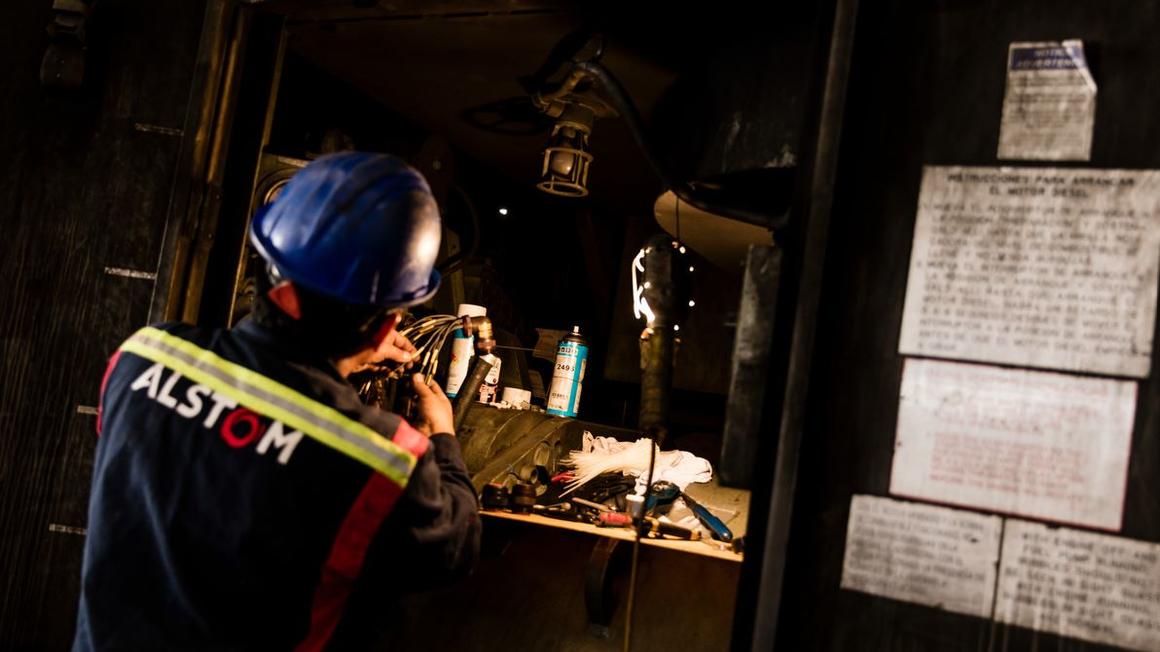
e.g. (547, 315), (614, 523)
(96, 350), (123, 437)
(294, 420), (430, 651)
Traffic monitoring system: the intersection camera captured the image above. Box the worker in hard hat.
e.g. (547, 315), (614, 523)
(73, 152), (480, 650)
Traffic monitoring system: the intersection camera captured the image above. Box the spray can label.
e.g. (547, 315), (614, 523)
(547, 341), (588, 417)
(478, 353), (502, 404)
(444, 330), (473, 397)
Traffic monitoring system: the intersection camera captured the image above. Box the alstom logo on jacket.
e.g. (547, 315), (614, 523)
(115, 326), (426, 485)
(129, 361), (304, 464)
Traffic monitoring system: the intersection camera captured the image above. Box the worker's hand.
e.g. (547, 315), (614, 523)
(356, 330), (417, 374)
(412, 374), (455, 436)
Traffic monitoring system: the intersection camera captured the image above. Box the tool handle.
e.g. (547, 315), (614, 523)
(682, 493), (734, 542)
(596, 512), (633, 527)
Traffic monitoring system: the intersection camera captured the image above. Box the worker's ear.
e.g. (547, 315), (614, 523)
(267, 281), (302, 320)
(369, 312), (401, 348)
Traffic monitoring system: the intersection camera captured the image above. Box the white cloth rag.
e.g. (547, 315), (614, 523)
(566, 432), (713, 493)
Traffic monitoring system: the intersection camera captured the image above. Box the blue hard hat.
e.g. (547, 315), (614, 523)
(250, 152), (442, 308)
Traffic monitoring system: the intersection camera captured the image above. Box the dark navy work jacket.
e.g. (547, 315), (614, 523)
(73, 320), (480, 651)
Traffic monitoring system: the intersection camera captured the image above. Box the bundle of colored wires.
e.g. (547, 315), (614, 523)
(356, 314), (462, 405)
(393, 314), (461, 383)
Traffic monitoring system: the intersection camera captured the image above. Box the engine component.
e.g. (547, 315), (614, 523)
(480, 483), (510, 510)
(457, 408), (594, 494)
(509, 483), (537, 514)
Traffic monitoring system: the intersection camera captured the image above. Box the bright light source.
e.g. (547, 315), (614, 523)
(689, 266), (694, 272)
(631, 247), (656, 325)
(498, 207), (509, 216)
(688, 300), (695, 308)
(679, 246), (686, 254)
(673, 324), (680, 331)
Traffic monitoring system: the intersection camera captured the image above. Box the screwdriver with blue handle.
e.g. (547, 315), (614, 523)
(679, 489), (733, 542)
(646, 481), (734, 542)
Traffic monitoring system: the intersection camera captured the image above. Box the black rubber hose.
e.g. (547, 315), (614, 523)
(574, 61), (786, 231)
(453, 356), (493, 431)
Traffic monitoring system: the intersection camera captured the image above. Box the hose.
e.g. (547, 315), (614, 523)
(622, 425), (660, 652)
(453, 355), (493, 432)
(573, 61), (786, 231)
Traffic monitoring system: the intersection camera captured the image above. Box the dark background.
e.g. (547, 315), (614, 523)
(0, 0), (207, 646)
(2, 0), (1159, 649)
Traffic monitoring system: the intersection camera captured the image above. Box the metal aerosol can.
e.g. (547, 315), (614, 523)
(445, 303), (487, 398)
(477, 353), (501, 404)
(546, 326), (588, 418)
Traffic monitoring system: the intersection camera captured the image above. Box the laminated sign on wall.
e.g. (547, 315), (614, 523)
(998, 40), (1096, 161)
(898, 166), (1160, 377)
(891, 359), (1135, 531)
(840, 495), (1002, 618)
(997, 520), (1160, 651)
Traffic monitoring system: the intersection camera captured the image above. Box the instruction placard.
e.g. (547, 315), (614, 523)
(840, 495), (1002, 618)
(891, 359), (1135, 531)
(898, 166), (1160, 377)
(996, 520), (1160, 650)
(998, 40), (1096, 161)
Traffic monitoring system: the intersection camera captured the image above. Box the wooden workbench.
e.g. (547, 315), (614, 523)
(481, 478), (750, 563)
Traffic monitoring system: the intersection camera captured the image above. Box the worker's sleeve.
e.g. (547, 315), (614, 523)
(361, 432), (481, 593)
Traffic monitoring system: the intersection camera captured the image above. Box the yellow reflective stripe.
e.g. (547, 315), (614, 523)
(134, 328), (403, 457)
(121, 330), (414, 483)
(121, 327), (416, 484)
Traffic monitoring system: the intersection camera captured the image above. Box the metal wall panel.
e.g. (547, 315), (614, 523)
(0, 0), (206, 645)
(779, 2), (1160, 650)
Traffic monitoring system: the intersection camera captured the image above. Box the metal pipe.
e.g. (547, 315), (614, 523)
(573, 61), (787, 232)
(154, 0), (235, 321)
(181, 6), (252, 324)
(531, 68), (589, 116)
(638, 329), (673, 440)
(225, 18), (287, 326)
(638, 234), (677, 442)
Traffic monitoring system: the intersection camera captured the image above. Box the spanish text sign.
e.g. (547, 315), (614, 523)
(997, 520), (1160, 651)
(998, 40), (1096, 161)
(891, 359), (1135, 530)
(899, 166), (1160, 377)
(840, 495), (1002, 618)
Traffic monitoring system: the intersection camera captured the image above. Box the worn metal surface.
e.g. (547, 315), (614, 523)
(0, 0), (206, 646)
(456, 405), (659, 499)
(718, 244), (781, 488)
(746, 0), (857, 648)
(456, 406), (583, 492)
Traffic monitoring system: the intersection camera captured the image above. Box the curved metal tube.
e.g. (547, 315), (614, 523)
(574, 61), (786, 231)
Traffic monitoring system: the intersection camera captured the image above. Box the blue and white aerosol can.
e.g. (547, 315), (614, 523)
(445, 303), (487, 398)
(546, 326), (588, 418)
